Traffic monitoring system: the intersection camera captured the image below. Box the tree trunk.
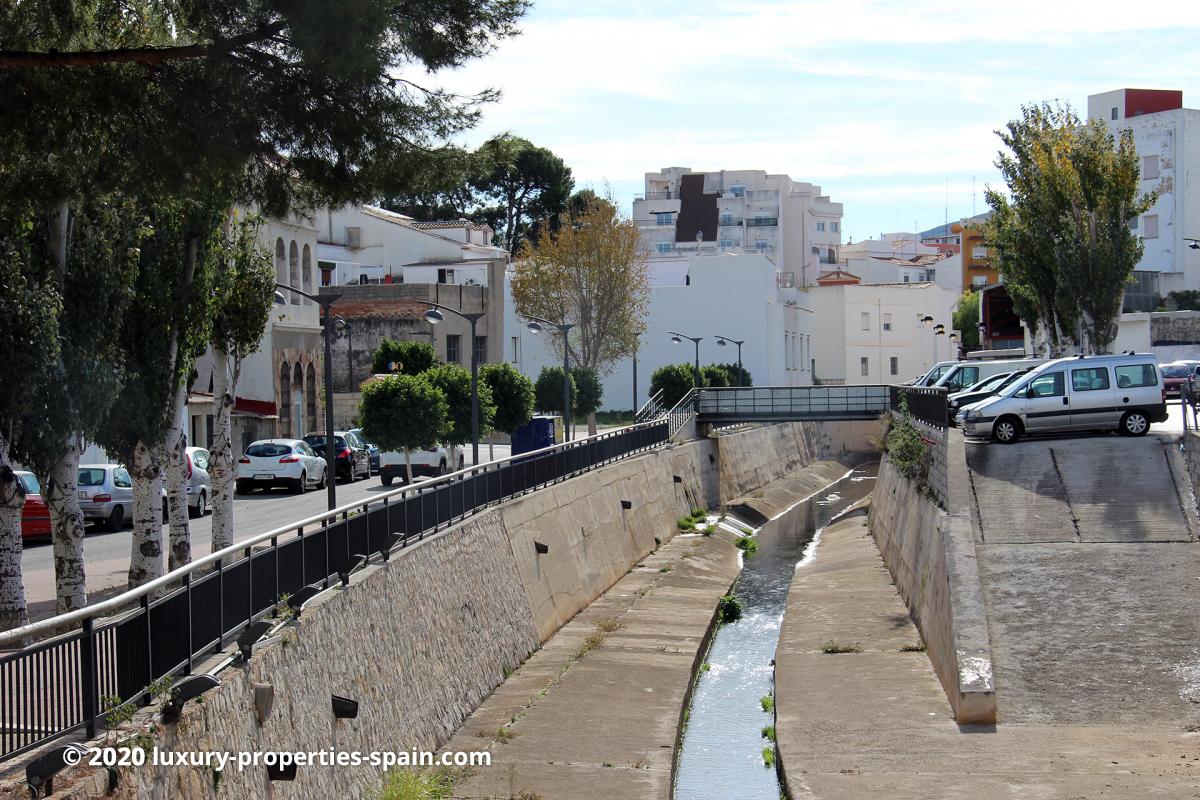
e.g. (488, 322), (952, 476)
(404, 448), (413, 485)
(46, 436), (87, 614)
(209, 346), (236, 553)
(127, 440), (164, 588)
(0, 434), (29, 633)
(162, 394), (190, 571)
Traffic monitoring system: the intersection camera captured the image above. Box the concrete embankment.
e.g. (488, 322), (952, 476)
(1, 420), (876, 800)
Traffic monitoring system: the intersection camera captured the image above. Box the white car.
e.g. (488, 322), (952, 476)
(235, 439), (328, 494)
(379, 445), (464, 486)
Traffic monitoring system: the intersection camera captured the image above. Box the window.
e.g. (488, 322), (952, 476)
(785, 334), (792, 370)
(816, 222), (826, 232)
(246, 443), (291, 458)
(730, 185), (745, 197)
(947, 366), (979, 392)
(511, 336), (520, 362)
(860, 357), (870, 377)
(719, 239), (735, 248)
(883, 313), (892, 331)
(655, 212), (673, 226)
(1028, 372), (1066, 398)
(193, 449), (210, 470)
(973, 276), (988, 287)
(890, 356), (899, 376)
(1143, 214), (1159, 239)
(656, 242), (673, 254)
(830, 221), (839, 232)
(1142, 155), (1159, 180)
(719, 214), (734, 226)
(755, 240), (769, 250)
(860, 312), (870, 331)
(1111, 106), (1118, 120)
(78, 468), (106, 487)
(1129, 215), (1139, 230)
(903, 275), (910, 283)
(1071, 367), (1111, 392)
(473, 335), (487, 365)
(446, 334), (461, 364)
(1115, 364), (1158, 388)
(114, 468), (132, 488)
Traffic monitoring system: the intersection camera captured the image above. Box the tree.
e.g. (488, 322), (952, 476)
(534, 367), (576, 416)
(471, 134), (573, 253)
(479, 363), (534, 435)
(359, 374), (447, 484)
(953, 290), (981, 351)
(208, 211), (275, 554)
(422, 363), (495, 454)
(985, 102), (1154, 354)
(372, 339), (438, 377)
(376, 146), (480, 221)
(712, 362), (752, 387)
(511, 194), (650, 375)
(571, 366), (603, 435)
(650, 364), (697, 410)
(700, 365), (730, 388)
(0, 202), (62, 632)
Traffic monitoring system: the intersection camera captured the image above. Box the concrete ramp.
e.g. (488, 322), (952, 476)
(965, 434), (1200, 726)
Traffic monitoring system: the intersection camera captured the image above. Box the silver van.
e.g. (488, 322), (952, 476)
(933, 358), (1045, 394)
(961, 353), (1168, 443)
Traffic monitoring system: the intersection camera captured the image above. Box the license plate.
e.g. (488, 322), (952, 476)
(77, 490), (89, 500)
(254, 474), (273, 481)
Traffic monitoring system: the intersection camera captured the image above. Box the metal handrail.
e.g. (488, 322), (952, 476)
(667, 388), (698, 437)
(635, 389), (665, 422)
(0, 419), (669, 648)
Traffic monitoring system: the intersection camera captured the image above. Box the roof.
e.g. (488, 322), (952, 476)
(871, 254), (946, 267)
(361, 205), (415, 225)
(409, 220), (489, 232)
(857, 281), (937, 288)
(816, 268), (861, 286)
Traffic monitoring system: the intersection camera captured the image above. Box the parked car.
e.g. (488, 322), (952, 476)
(961, 353), (1168, 443)
(235, 439), (328, 494)
(182, 446), (211, 517)
(1160, 361), (1200, 397)
(78, 464), (135, 531)
(379, 444), (456, 486)
(947, 369), (1034, 425)
(909, 360), (958, 387)
(302, 431), (371, 482)
(348, 428), (380, 474)
(933, 358), (1044, 395)
(13, 471), (50, 539)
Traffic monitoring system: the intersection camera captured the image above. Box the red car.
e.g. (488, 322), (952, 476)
(14, 471), (51, 539)
(1161, 362), (1200, 397)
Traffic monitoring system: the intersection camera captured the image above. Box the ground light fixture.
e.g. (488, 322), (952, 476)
(160, 674), (221, 723)
(338, 553), (368, 588)
(237, 620), (275, 663)
(267, 762), (298, 781)
(331, 695), (359, 719)
(25, 744), (89, 797)
(286, 583), (323, 618)
(379, 532), (403, 561)
(534, 541), (550, 555)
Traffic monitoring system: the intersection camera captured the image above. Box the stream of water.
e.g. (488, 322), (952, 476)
(673, 463), (878, 800)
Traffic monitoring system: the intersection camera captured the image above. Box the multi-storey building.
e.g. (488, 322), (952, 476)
(631, 167), (843, 287)
(1087, 89), (1200, 301)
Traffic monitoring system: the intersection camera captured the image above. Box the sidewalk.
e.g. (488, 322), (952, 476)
(774, 512), (1200, 799)
(444, 527), (741, 800)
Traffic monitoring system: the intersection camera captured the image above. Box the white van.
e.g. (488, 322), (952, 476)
(910, 361), (958, 387)
(961, 353), (1168, 443)
(933, 358), (1045, 394)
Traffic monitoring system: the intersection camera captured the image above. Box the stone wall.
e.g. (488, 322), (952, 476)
(868, 427), (996, 725)
(1150, 310), (1200, 346)
(4, 420), (877, 799)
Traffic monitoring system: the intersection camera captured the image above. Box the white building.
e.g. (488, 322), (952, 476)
(1087, 89), (1200, 299)
(631, 167), (842, 287)
(505, 253), (814, 412)
(810, 282), (960, 384)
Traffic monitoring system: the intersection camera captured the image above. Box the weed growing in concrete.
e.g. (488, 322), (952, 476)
(761, 746), (776, 768)
(601, 762), (613, 768)
(760, 693), (774, 713)
(502, 664), (513, 679)
(900, 640), (926, 653)
(761, 725), (775, 741)
(735, 536), (759, 556)
(659, 566), (672, 573)
(701, 662), (711, 672)
(494, 727), (516, 744)
(886, 397), (929, 484)
(373, 767), (454, 799)
(702, 524), (715, 536)
(632, 758), (649, 769)
(690, 506), (707, 519)
(819, 641), (863, 654)
(595, 618), (623, 634)
(676, 517), (696, 531)
(717, 594), (743, 623)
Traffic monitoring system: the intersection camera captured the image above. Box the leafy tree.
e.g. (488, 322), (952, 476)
(712, 362), (752, 387)
(985, 102), (1154, 354)
(422, 362), (495, 449)
(534, 367), (576, 416)
(207, 211), (275, 553)
(471, 134), (573, 253)
(953, 290), (980, 351)
(372, 339), (438, 377)
(1170, 291), (1200, 311)
(650, 364), (698, 409)
(512, 194), (650, 375)
(359, 374), (447, 484)
(479, 363), (534, 435)
(571, 367), (603, 417)
(701, 365), (730, 388)
(376, 146), (481, 221)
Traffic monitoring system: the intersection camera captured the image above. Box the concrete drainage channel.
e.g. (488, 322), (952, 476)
(673, 465), (878, 800)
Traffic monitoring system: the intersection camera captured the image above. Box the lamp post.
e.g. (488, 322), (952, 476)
(525, 315), (576, 441)
(714, 335), (745, 386)
(421, 301), (486, 466)
(1186, 237), (1200, 251)
(274, 284), (340, 511)
(669, 331), (704, 389)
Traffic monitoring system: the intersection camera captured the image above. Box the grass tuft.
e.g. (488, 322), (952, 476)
(735, 536), (759, 556)
(760, 693), (774, 713)
(819, 641), (863, 654)
(374, 768), (454, 800)
(761, 747), (776, 768)
(761, 725), (775, 741)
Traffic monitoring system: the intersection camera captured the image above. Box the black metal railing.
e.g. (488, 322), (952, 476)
(635, 389), (666, 423)
(697, 386), (890, 422)
(889, 385), (949, 428)
(0, 420), (669, 762)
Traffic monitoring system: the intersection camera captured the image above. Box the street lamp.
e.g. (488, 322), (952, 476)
(669, 331), (704, 389)
(1186, 237), (1200, 250)
(714, 335), (745, 386)
(422, 301), (486, 466)
(525, 315), (576, 441)
(274, 283), (340, 511)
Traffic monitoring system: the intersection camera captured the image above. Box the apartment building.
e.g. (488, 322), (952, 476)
(631, 167), (843, 286)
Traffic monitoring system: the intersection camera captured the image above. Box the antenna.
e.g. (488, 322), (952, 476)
(972, 175), (977, 218)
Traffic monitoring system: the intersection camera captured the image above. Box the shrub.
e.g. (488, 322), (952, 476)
(480, 363), (535, 434)
(760, 693), (774, 713)
(717, 594), (742, 622)
(371, 339), (437, 377)
(649, 363), (697, 409)
(886, 396), (929, 482)
(373, 768), (454, 800)
(761, 747), (776, 768)
(571, 366), (603, 417)
(534, 366), (576, 415)
(677, 517), (696, 531)
(735, 536), (759, 556)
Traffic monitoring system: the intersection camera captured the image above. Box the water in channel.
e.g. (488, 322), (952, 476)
(673, 463), (878, 800)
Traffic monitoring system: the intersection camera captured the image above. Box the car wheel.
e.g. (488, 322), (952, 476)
(317, 468), (327, 490)
(992, 416), (1023, 444)
(292, 471), (307, 494)
(105, 505), (125, 532)
(381, 474), (394, 487)
(191, 490), (207, 518)
(1120, 410), (1150, 437)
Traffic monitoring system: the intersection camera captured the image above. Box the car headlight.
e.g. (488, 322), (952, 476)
(965, 409), (981, 421)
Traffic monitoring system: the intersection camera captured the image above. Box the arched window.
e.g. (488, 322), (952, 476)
(306, 363), (318, 434)
(275, 238), (287, 287)
(293, 363), (305, 436)
(279, 361), (292, 438)
(301, 243), (313, 303)
(288, 241), (300, 303)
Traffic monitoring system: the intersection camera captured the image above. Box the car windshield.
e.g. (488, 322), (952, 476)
(17, 474), (40, 494)
(965, 373), (1010, 393)
(304, 435), (345, 449)
(246, 443), (293, 458)
(77, 468), (107, 486)
(1161, 364), (1190, 378)
(997, 370), (1029, 389)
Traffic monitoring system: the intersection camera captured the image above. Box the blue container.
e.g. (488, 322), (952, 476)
(511, 415), (560, 456)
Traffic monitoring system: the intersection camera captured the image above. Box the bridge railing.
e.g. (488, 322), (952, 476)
(635, 389), (666, 422)
(0, 419), (670, 763)
(889, 385), (949, 428)
(667, 388), (698, 437)
(696, 385), (891, 419)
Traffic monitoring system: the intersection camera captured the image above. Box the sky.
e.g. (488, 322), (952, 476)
(432, 0), (1200, 243)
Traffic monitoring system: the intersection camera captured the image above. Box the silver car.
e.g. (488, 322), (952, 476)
(182, 446), (211, 518)
(78, 464), (135, 532)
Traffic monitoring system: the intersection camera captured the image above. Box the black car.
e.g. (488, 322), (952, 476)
(348, 428), (379, 475)
(302, 431), (371, 482)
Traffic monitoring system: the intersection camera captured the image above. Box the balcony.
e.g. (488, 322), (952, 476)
(745, 217), (779, 228)
(719, 217), (743, 227)
(633, 190), (674, 201)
